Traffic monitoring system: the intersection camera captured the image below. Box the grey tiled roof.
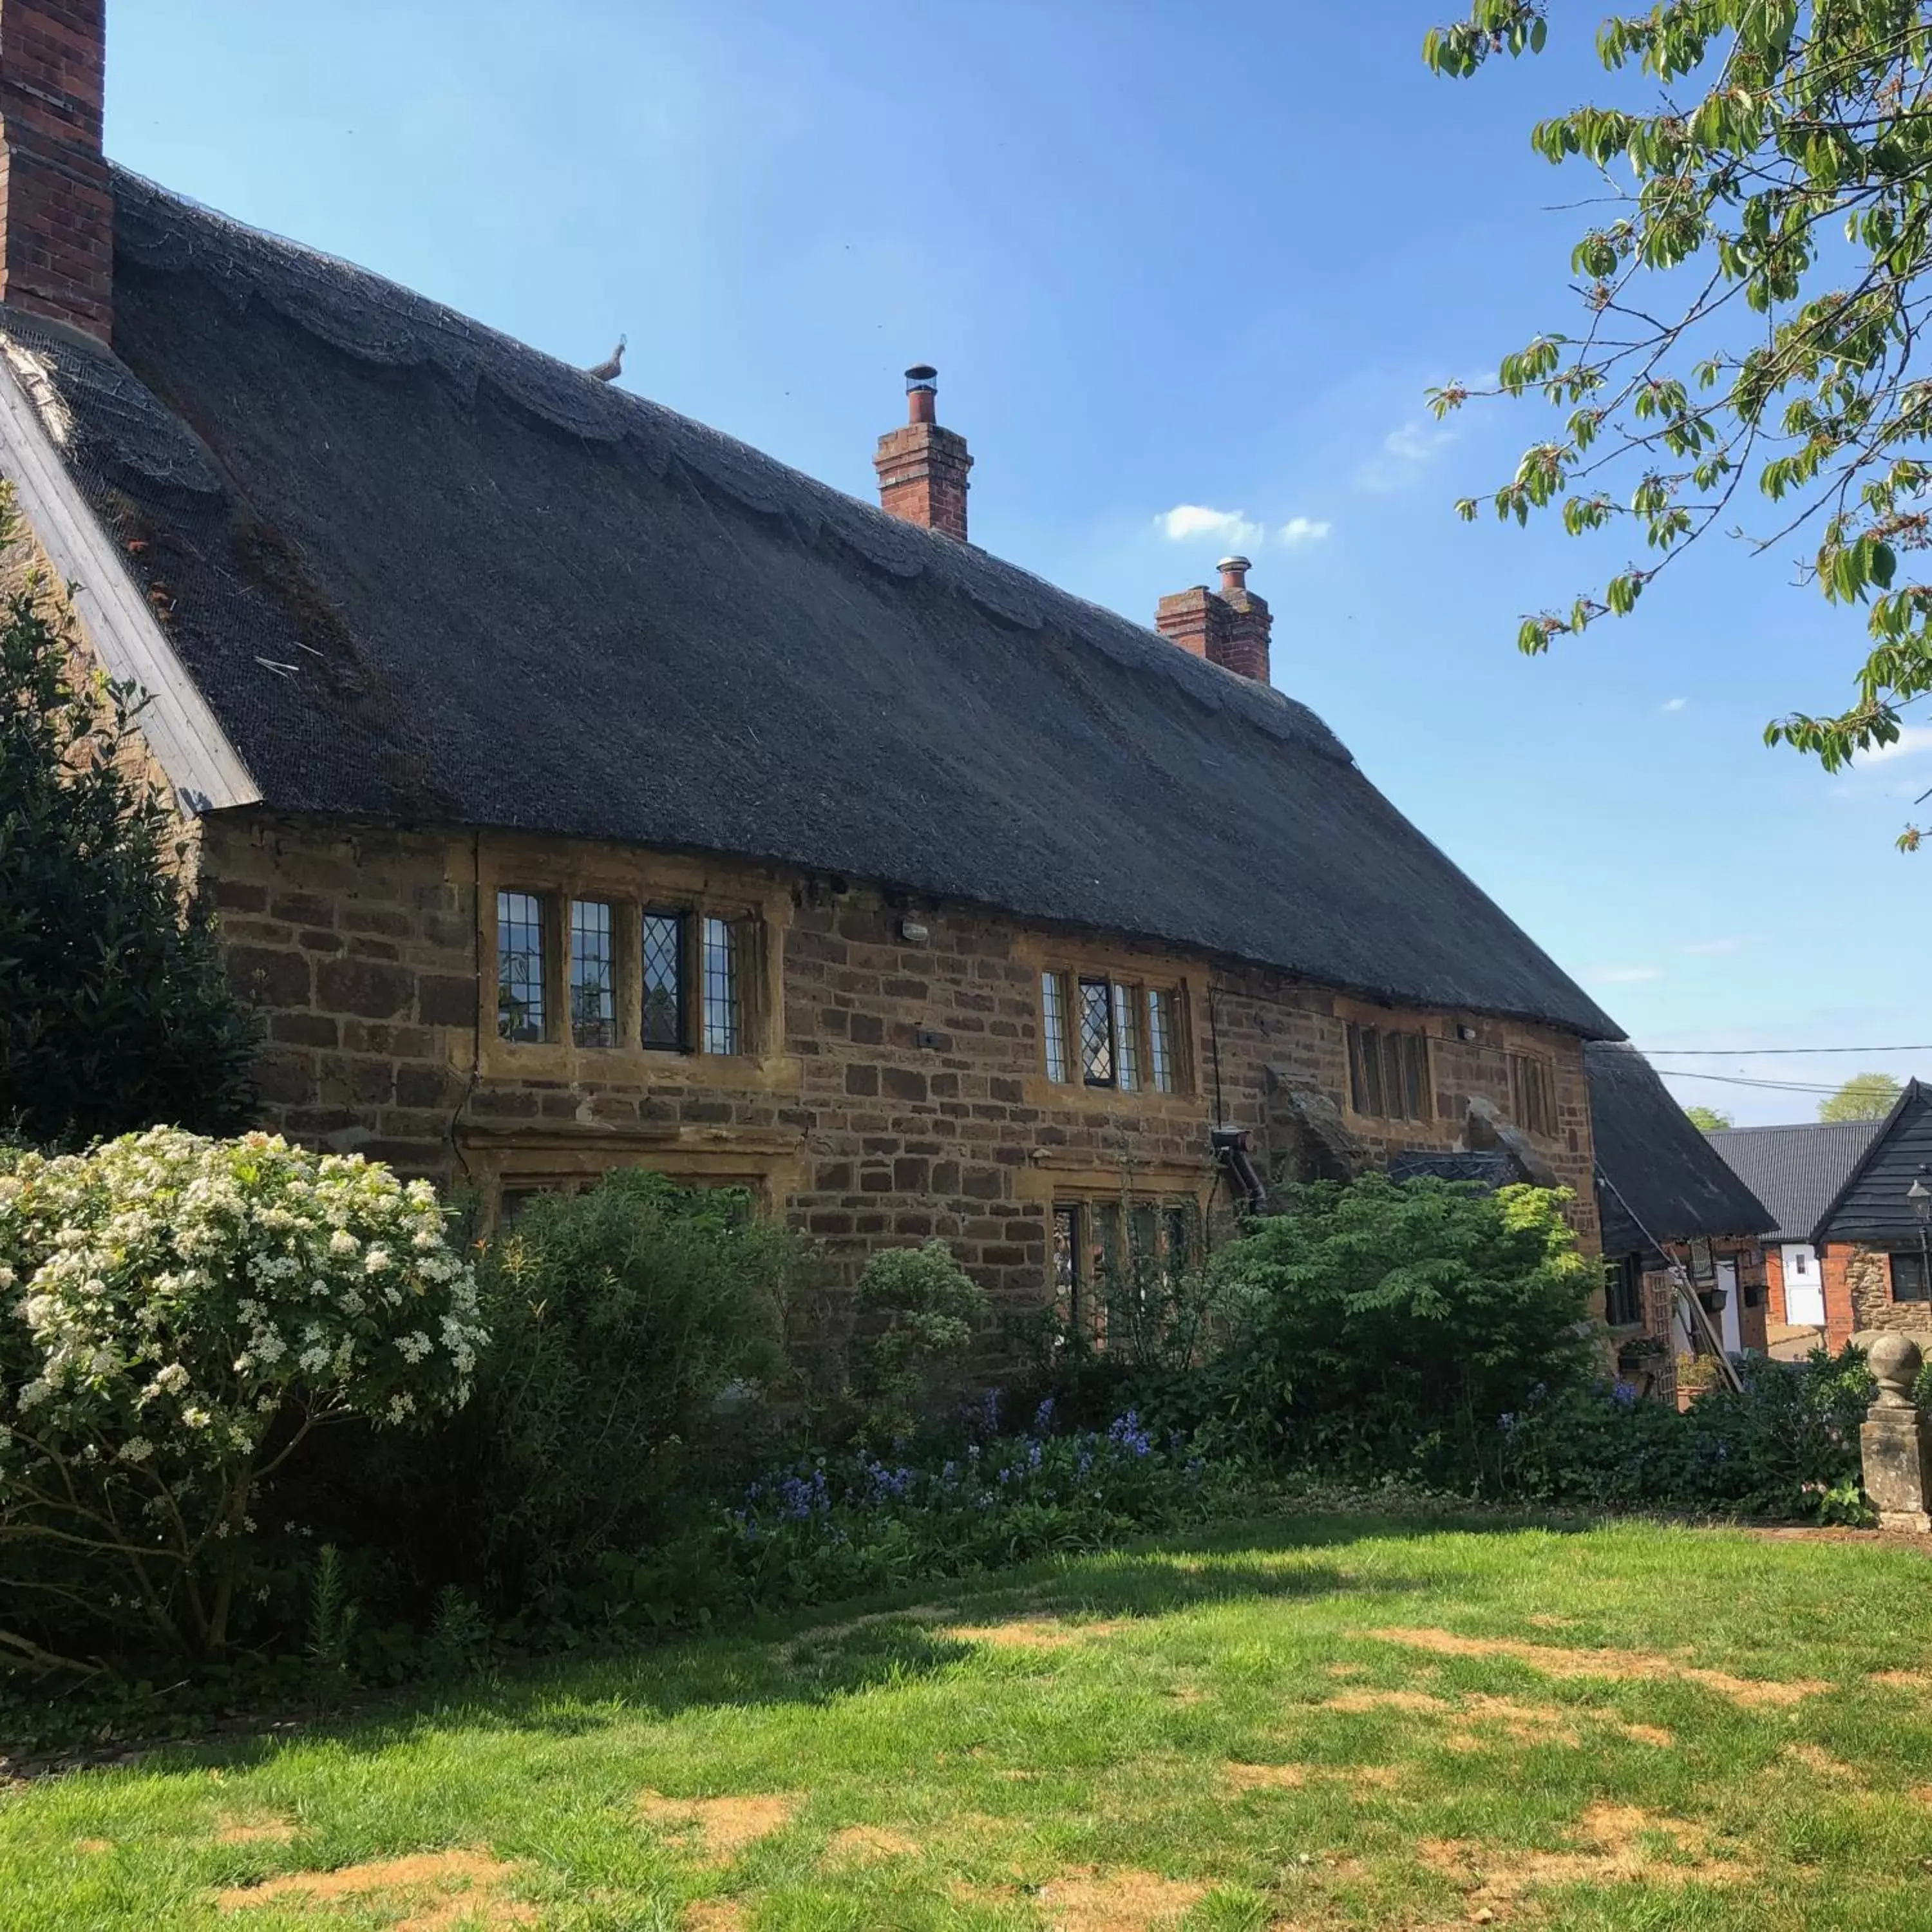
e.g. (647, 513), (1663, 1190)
(1703, 1121), (1886, 1244)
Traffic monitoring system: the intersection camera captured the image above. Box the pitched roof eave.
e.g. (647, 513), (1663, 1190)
(1808, 1078), (1926, 1247)
(0, 324), (258, 815)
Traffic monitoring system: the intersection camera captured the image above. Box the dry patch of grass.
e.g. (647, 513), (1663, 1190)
(1323, 1683), (1671, 1752)
(638, 1792), (802, 1866)
(215, 1818), (297, 1846)
(779, 1605), (954, 1659)
(1421, 1803), (1745, 1914)
(822, 1824), (924, 1864)
(73, 1838), (113, 1855)
(1367, 1626), (1828, 1708)
(1226, 1761), (1400, 1794)
(943, 1618), (1128, 1651)
(1782, 1743), (1864, 1782)
(682, 1902), (746, 1931)
(1034, 1866), (1208, 1931)
(216, 1849), (534, 1929)
(1324, 1687), (1452, 1715)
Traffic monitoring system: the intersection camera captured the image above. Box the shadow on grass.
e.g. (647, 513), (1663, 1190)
(76, 1508), (1591, 1779)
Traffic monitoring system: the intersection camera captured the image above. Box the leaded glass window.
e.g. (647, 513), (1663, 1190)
(1078, 978), (1114, 1086)
(570, 899), (617, 1048)
(641, 911), (685, 1050)
(496, 890), (545, 1041)
(1112, 983), (1141, 1090)
(702, 916), (741, 1056)
(1041, 971), (1071, 1083)
(1147, 988), (1177, 1092)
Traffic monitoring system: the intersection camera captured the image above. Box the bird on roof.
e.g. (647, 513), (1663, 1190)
(587, 334), (625, 382)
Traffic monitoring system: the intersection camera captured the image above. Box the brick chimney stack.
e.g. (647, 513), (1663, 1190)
(875, 365), (972, 542)
(0, 0), (109, 343)
(1155, 554), (1272, 685)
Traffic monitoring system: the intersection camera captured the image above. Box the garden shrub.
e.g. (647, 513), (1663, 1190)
(1497, 1347), (1874, 1519)
(851, 1240), (987, 1444)
(0, 508), (255, 1150)
(437, 1170), (799, 1609)
(563, 1407), (1245, 1638)
(0, 1130), (485, 1671)
(1207, 1175), (1596, 1481)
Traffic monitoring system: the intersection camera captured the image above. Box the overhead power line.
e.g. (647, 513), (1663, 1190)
(1637, 1043), (1932, 1057)
(1646, 1067), (1850, 1095)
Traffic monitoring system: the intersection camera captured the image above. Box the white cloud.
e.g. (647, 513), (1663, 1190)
(1355, 418), (1455, 493)
(1856, 723), (1932, 764)
(1591, 965), (1663, 985)
(1155, 504), (1264, 548)
(1660, 697), (1688, 714)
(1278, 516), (1332, 545)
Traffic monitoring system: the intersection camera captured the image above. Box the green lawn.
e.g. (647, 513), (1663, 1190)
(8, 1514), (1932, 1929)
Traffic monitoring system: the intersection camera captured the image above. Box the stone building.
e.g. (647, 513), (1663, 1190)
(1586, 1044), (1774, 1403)
(0, 2), (1624, 1326)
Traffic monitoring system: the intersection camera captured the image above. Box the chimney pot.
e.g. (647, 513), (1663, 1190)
(905, 363), (938, 424)
(1218, 554), (1250, 593)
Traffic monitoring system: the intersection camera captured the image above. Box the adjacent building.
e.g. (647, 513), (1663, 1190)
(1587, 1045), (1775, 1401)
(1807, 1081), (1932, 1350)
(1703, 1121), (1884, 1354)
(0, 2), (1625, 1331)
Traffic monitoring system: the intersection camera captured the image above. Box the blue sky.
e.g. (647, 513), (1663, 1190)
(109, 2), (1932, 1126)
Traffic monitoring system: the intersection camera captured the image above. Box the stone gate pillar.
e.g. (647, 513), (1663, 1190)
(1861, 1334), (1932, 1533)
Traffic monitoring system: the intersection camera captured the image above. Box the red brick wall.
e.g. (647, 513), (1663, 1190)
(0, 0), (111, 341)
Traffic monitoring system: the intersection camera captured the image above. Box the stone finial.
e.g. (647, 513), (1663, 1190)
(1870, 1332), (1922, 1410)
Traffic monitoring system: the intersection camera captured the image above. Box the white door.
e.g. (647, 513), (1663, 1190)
(1716, 1258), (1742, 1354)
(1783, 1244), (1826, 1327)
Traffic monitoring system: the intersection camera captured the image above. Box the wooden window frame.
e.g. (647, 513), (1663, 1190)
(1345, 1020), (1434, 1123)
(1604, 1251), (1644, 1329)
(1508, 1050), (1556, 1139)
(1049, 1188), (1203, 1353)
(1891, 1249), (1932, 1303)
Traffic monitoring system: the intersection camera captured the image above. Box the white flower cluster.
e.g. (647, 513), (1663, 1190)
(0, 1129), (489, 1474)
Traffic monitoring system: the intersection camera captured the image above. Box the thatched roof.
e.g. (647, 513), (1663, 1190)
(1, 169), (1618, 1036)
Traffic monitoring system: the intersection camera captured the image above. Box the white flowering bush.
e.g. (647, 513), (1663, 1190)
(0, 1128), (486, 1668)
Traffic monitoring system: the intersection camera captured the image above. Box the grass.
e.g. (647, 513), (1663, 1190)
(8, 1511), (1932, 1927)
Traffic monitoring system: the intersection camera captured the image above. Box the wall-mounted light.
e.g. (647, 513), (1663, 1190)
(900, 918), (930, 944)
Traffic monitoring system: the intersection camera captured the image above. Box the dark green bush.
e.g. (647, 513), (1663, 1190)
(1206, 1175), (1597, 1481)
(554, 1410), (1246, 1641)
(1498, 1349), (1874, 1519)
(851, 1240), (988, 1444)
(0, 505), (254, 1148)
(439, 1171), (799, 1608)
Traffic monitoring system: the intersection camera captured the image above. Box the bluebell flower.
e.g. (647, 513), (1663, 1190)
(1034, 1396), (1057, 1434)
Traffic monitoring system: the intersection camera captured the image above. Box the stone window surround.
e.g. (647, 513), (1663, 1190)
(1018, 935), (1199, 1111)
(461, 1126), (809, 1229)
(476, 839), (791, 1089)
(1027, 1153), (1217, 1336)
(1331, 995), (1567, 1144)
